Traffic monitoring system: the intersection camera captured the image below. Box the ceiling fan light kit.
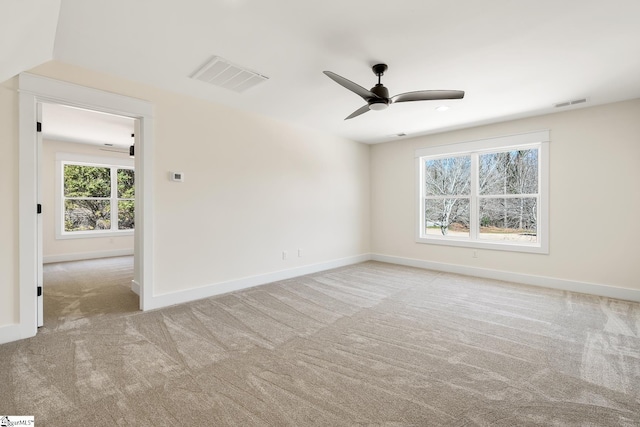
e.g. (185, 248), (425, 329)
(323, 63), (465, 120)
(369, 101), (389, 111)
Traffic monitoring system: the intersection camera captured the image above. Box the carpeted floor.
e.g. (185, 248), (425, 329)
(1, 258), (639, 426)
(41, 256), (139, 330)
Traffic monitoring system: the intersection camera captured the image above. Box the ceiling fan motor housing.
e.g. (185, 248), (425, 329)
(369, 84), (390, 110)
(369, 64), (390, 110)
(370, 84), (389, 99)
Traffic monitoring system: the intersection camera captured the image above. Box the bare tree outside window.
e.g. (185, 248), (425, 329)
(478, 149), (538, 242)
(424, 156), (471, 236)
(421, 147), (539, 241)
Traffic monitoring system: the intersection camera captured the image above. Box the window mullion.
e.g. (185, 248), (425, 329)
(418, 157), (426, 239)
(470, 153), (479, 240)
(111, 167), (117, 231)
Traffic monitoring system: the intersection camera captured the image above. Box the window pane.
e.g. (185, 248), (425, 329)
(425, 156), (471, 196)
(479, 149), (538, 195)
(425, 198), (470, 237)
(118, 200), (135, 230)
(64, 200), (111, 232)
(479, 197), (537, 242)
(118, 169), (135, 198)
(64, 165), (111, 197)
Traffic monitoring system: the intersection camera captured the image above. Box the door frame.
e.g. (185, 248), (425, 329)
(36, 103), (43, 327)
(18, 72), (154, 339)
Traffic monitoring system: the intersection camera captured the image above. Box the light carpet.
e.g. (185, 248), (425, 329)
(1, 258), (639, 426)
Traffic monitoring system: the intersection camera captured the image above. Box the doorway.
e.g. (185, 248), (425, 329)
(40, 102), (140, 327)
(18, 73), (154, 340)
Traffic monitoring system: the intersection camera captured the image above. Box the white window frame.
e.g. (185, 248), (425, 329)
(415, 130), (549, 254)
(56, 152), (135, 239)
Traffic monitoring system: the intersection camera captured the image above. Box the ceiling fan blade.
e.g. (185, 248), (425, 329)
(345, 105), (371, 120)
(391, 90), (465, 103)
(324, 71), (380, 101)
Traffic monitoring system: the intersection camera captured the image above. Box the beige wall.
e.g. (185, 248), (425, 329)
(149, 92), (370, 294)
(42, 139), (135, 261)
(371, 99), (640, 290)
(0, 61), (370, 328)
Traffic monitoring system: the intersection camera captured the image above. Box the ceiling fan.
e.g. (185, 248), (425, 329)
(323, 64), (465, 120)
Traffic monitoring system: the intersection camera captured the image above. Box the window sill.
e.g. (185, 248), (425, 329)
(415, 236), (548, 254)
(56, 230), (134, 240)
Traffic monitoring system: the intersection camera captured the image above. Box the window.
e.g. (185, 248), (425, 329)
(56, 153), (134, 238)
(416, 131), (549, 253)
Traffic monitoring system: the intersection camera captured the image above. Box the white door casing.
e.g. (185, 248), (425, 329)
(36, 103), (43, 327)
(18, 73), (154, 339)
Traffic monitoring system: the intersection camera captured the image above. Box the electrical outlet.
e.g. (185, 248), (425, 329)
(472, 250), (478, 258)
(282, 250), (288, 260)
(297, 249), (303, 257)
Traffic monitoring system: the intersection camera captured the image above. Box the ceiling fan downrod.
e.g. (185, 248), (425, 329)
(372, 63), (388, 81)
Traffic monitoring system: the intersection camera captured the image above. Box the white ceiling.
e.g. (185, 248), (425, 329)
(6, 0), (640, 144)
(1, 0), (60, 83)
(41, 103), (135, 147)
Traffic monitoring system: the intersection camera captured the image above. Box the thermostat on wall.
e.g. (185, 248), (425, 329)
(170, 172), (184, 182)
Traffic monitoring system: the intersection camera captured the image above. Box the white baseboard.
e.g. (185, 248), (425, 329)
(0, 323), (28, 345)
(372, 253), (640, 303)
(43, 249), (134, 264)
(145, 254), (371, 311)
(131, 280), (140, 296)
(0, 324), (20, 345)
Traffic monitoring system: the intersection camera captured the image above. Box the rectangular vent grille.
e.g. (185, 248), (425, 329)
(554, 98), (587, 108)
(190, 56), (268, 93)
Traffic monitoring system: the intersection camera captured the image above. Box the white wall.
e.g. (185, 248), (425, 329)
(0, 60), (370, 330)
(42, 139), (135, 262)
(371, 99), (640, 291)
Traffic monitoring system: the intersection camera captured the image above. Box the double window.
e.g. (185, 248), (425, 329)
(57, 154), (134, 238)
(416, 131), (549, 253)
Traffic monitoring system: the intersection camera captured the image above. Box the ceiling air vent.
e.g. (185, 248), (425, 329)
(190, 56), (268, 93)
(554, 98), (587, 108)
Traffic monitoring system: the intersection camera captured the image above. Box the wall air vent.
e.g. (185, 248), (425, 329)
(190, 56), (268, 93)
(554, 98), (588, 108)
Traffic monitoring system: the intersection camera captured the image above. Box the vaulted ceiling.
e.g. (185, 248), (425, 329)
(4, 0), (640, 144)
